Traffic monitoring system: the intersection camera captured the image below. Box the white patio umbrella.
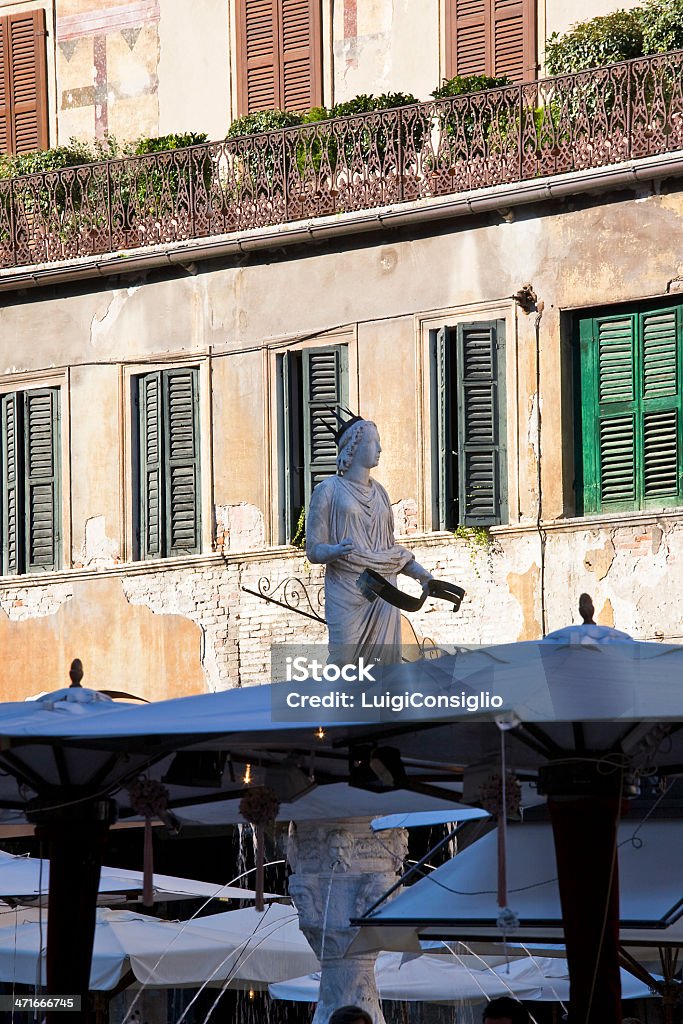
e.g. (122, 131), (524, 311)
(352, 818), (683, 954)
(2, 633), (683, 1011)
(269, 951), (657, 1003)
(0, 849), (274, 905)
(0, 902), (317, 990)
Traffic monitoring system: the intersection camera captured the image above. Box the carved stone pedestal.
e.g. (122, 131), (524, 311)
(287, 818), (408, 1024)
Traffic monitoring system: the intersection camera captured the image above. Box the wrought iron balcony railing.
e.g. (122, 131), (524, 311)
(1, 49), (682, 271)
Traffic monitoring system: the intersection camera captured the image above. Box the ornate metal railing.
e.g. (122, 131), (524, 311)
(1, 49), (682, 270)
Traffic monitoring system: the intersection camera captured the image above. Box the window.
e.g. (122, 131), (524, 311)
(135, 368), (201, 560)
(433, 321), (507, 528)
(278, 345), (348, 542)
(577, 302), (683, 515)
(236, 0), (323, 115)
(1, 388), (60, 575)
(0, 9), (48, 155)
(445, 0), (536, 83)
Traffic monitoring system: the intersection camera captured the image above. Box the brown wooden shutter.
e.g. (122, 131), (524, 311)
(492, 0), (535, 82)
(446, 0), (536, 83)
(281, 0), (322, 112)
(0, 10), (48, 155)
(236, 0), (322, 115)
(447, 0), (487, 79)
(0, 19), (9, 156)
(238, 0), (278, 115)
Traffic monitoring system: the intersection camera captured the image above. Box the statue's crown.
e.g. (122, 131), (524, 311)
(322, 406), (365, 444)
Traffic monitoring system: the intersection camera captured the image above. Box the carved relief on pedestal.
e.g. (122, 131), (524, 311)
(287, 819), (408, 1024)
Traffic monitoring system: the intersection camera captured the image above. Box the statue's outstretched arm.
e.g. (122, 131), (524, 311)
(305, 482), (354, 564)
(401, 557), (434, 590)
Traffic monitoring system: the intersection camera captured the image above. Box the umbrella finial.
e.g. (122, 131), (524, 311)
(69, 658), (84, 687)
(578, 593), (595, 625)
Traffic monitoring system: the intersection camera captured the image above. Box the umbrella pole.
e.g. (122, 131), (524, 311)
(32, 798), (116, 1024)
(548, 794), (622, 1024)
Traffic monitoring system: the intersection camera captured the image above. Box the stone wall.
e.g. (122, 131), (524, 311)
(2, 510), (682, 703)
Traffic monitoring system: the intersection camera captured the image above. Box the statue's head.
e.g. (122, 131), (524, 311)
(337, 419), (381, 476)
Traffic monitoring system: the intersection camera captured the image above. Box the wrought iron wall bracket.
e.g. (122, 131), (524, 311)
(241, 576), (326, 624)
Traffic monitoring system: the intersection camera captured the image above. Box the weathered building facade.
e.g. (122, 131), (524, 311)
(1, 0), (682, 701)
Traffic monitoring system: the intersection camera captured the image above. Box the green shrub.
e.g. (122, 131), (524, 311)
(431, 74), (512, 99)
(640, 0), (683, 53)
(545, 10), (645, 75)
(430, 75), (515, 162)
(327, 92), (421, 171)
(226, 110), (304, 190)
(118, 132), (213, 219)
(226, 110), (303, 138)
(0, 138), (121, 233)
(330, 91), (418, 118)
(128, 132), (208, 154)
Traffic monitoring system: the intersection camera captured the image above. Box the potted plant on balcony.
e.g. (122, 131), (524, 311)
(294, 92), (423, 212)
(111, 132), (212, 246)
(0, 137), (119, 263)
(426, 75), (514, 193)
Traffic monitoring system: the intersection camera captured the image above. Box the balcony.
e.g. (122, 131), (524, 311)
(1, 49), (683, 272)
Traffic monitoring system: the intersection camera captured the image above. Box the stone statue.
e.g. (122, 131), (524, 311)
(306, 416), (433, 662)
(287, 415), (419, 1024)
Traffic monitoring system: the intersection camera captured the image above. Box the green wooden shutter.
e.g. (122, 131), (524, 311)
(640, 308), (680, 502)
(24, 388), (59, 573)
(456, 321), (506, 525)
(282, 350), (305, 542)
(139, 371), (162, 558)
(436, 326), (456, 530)
(164, 368), (200, 556)
(1, 392), (20, 574)
(302, 346), (348, 510)
(580, 306), (682, 513)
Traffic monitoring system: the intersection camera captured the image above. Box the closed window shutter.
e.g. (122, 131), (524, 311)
(456, 321), (506, 525)
(579, 306), (682, 513)
(302, 346), (347, 511)
(237, 0), (321, 115)
(239, 0), (278, 115)
(493, 0), (532, 81)
(139, 371), (162, 558)
(1, 393), (20, 574)
(446, 0), (535, 82)
(448, 0), (487, 79)
(138, 369), (200, 559)
(435, 326), (456, 530)
(281, 0), (322, 112)
(0, 19), (9, 156)
(24, 388), (59, 573)
(0, 10), (48, 156)
(281, 350), (304, 541)
(164, 368), (200, 556)
(641, 309), (680, 500)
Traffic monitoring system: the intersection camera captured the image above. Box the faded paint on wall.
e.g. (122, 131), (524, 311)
(0, 575), (205, 701)
(157, 0), (230, 139)
(69, 363), (122, 565)
(211, 351), (266, 516)
(332, 0), (439, 103)
(506, 563), (541, 640)
(57, 0), (160, 142)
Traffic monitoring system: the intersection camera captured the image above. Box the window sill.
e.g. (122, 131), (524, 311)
(491, 508), (683, 537)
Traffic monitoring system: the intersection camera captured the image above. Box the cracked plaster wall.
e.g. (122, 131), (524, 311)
(2, 515), (683, 702)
